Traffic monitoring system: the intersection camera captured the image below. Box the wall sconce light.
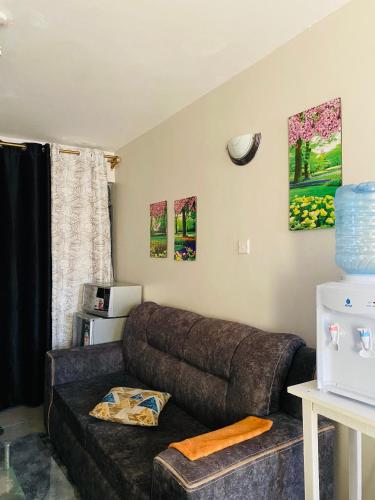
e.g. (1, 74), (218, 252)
(0, 11), (9, 57)
(227, 133), (261, 166)
(0, 11), (8, 26)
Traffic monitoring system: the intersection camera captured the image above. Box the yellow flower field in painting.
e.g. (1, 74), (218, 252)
(289, 195), (335, 230)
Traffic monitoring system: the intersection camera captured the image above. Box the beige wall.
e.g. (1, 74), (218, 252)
(114, 0), (375, 497)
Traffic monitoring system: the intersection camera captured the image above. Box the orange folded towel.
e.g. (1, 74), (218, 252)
(169, 416), (273, 461)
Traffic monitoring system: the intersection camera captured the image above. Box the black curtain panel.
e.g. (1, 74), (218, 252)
(0, 143), (51, 410)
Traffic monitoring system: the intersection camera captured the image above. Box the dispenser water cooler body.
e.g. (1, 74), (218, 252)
(317, 279), (375, 406)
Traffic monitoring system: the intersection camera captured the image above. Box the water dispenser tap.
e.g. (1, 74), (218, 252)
(357, 328), (375, 358)
(328, 323), (340, 350)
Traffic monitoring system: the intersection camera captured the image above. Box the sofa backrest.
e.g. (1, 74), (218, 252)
(122, 302), (305, 428)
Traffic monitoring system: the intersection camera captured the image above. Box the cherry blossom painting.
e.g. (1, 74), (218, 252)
(289, 98), (342, 231)
(174, 196), (196, 261)
(150, 201), (167, 257)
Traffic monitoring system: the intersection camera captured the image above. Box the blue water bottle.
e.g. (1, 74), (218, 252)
(335, 182), (375, 274)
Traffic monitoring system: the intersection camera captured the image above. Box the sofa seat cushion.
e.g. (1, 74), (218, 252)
(53, 371), (210, 499)
(53, 371), (145, 444)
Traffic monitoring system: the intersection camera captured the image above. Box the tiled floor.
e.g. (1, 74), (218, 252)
(0, 406), (45, 442)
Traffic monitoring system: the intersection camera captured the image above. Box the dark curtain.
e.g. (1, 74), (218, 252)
(0, 143), (51, 410)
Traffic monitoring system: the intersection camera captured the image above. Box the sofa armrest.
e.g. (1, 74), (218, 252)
(151, 413), (334, 500)
(281, 346), (316, 420)
(44, 341), (124, 427)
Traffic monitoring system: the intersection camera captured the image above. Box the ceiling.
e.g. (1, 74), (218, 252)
(0, 0), (351, 150)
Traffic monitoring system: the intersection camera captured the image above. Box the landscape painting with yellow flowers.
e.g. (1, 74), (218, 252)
(288, 98), (342, 231)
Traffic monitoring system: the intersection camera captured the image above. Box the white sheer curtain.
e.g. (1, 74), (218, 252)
(51, 144), (113, 349)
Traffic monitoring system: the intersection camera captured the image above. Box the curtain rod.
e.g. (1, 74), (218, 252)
(59, 149), (120, 169)
(0, 140), (121, 169)
(0, 140), (27, 150)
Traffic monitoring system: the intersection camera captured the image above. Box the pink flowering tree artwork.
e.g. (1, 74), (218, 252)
(174, 196), (196, 261)
(150, 201), (167, 257)
(288, 98), (342, 231)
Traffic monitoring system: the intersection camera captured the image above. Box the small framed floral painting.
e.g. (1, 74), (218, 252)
(174, 196), (196, 261)
(288, 98), (342, 231)
(150, 201), (167, 258)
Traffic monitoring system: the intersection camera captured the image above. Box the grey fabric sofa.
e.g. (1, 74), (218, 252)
(45, 302), (334, 500)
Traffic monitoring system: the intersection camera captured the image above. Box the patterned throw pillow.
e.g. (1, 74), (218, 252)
(90, 387), (171, 427)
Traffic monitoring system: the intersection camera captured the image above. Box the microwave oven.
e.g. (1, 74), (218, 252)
(73, 312), (126, 346)
(82, 282), (142, 318)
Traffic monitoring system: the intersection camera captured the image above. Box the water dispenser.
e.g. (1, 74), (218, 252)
(317, 182), (375, 406)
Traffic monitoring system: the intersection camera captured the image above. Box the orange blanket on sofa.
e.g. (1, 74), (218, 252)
(169, 415), (273, 461)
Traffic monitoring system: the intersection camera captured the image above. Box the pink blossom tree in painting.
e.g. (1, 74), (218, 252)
(289, 98), (341, 183)
(174, 196), (196, 261)
(288, 98), (342, 231)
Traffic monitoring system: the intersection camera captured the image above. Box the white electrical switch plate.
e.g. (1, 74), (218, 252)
(238, 239), (250, 254)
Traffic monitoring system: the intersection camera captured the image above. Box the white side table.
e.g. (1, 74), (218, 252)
(288, 380), (375, 500)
